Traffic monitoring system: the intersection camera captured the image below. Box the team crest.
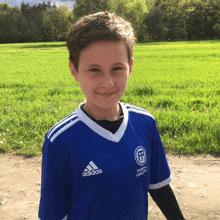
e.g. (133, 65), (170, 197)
(134, 146), (146, 166)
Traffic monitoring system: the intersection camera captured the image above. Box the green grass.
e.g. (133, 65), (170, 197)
(0, 40), (220, 156)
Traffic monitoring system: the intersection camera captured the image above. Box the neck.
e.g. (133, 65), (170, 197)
(82, 102), (121, 121)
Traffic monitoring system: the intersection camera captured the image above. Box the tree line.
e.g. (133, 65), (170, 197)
(0, 1), (73, 43)
(0, 0), (220, 44)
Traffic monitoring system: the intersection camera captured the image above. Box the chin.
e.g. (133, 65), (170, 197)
(96, 100), (119, 109)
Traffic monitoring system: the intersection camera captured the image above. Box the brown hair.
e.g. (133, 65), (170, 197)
(66, 11), (136, 72)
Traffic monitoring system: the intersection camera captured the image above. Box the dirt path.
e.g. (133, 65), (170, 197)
(0, 153), (220, 220)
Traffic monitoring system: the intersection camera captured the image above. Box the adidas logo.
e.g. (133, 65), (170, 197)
(82, 161), (103, 177)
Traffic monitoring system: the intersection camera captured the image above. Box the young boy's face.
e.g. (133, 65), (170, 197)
(69, 40), (133, 115)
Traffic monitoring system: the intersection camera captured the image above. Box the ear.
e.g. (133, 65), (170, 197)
(128, 58), (134, 78)
(69, 61), (79, 82)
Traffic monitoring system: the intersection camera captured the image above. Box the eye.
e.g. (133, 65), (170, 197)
(112, 67), (123, 71)
(89, 68), (100, 72)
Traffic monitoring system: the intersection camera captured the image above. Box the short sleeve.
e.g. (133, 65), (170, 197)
(149, 119), (172, 189)
(38, 138), (70, 220)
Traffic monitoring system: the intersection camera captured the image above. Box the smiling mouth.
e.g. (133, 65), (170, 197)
(96, 92), (116, 97)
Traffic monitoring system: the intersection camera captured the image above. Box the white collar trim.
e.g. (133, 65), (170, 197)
(75, 102), (128, 143)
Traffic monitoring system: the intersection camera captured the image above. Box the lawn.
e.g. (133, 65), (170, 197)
(0, 40), (220, 156)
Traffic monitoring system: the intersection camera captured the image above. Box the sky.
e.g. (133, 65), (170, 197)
(0, 0), (76, 10)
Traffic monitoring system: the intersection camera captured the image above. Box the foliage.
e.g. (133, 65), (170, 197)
(42, 5), (72, 41)
(73, 0), (113, 18)
(72, 0), (149, 42)
(122, 0), (149, 42)
(0, 41), (220, 156)
(0, 2), (74, 43)
(0, 0), (220, 43)
(184, 0), (220, 40)
(145, 0), (220, 41)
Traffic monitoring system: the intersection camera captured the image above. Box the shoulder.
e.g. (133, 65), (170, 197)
(46, 111), (80, 143)
(121, 102), (158, 138)
(121, 102), (155, 120)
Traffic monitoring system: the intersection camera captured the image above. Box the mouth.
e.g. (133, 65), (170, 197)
(96, 91), (116, 97)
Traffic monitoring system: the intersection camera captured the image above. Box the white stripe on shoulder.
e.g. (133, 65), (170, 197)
(47, 113), (77, 139)
(47, 112), (75, 138)
(123, 103), (154, 119)
(50, 118), (80, 142)
(48, 116), (79, 142)
(62, 214), (68, 220)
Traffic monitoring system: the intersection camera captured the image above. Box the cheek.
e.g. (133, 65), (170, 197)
(80, 78), (96, 93)
(118, 75), (129, 86)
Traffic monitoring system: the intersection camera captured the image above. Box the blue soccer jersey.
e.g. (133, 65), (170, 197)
(38, 102), (172, 220)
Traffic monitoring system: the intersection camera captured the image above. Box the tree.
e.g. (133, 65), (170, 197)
(0, 2), (13, 10)
(182, 0), (220, 40)
(126, 0), (149, 42)
(158, 0), (187, 40)
(144, 0), (220, 41)
(0, 5), (28, 43)
(111, 0), (130, 18)
(58, 5), (73, 40)
(42, 5), (72, 41)
(111, 0), (149, 42)
(144, 5), (168, 41)
(73, 0), (113, 19)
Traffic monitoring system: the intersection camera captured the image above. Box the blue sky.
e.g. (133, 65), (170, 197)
(0, 0), (76, 10)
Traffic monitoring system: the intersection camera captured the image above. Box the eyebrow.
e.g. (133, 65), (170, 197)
(85, 62), (126, 67)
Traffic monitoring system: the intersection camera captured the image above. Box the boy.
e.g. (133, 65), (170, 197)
(38, 12), (185, 220)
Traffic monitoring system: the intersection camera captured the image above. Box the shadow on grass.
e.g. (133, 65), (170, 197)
(20, 43), (66, 49)
(0, 83), (34, 89)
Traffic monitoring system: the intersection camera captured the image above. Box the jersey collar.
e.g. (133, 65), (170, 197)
(75, 102), (128, 143)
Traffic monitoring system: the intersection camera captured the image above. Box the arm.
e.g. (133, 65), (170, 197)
(148, 184), (185, 220)
(148, 118), (185, 219)
(38, 138), (70, 220)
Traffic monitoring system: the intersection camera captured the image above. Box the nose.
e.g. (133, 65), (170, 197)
(100, 73), (114, 88)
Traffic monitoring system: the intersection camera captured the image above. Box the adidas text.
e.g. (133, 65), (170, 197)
(82, 169), (102, 177)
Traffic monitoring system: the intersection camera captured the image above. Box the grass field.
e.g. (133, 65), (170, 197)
(0, 40), (220, 156)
